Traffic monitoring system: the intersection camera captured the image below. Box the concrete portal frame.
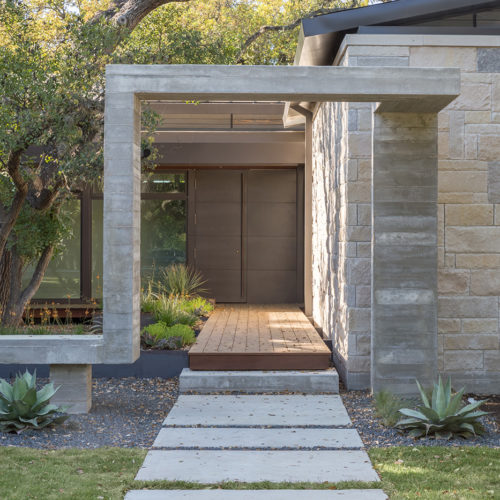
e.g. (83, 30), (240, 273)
(103, 64), (460, 393)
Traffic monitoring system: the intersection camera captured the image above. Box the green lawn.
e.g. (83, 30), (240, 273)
(0, 446), (498, 499)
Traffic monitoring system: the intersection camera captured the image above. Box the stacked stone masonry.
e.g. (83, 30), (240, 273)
(312, 36), (500, 393)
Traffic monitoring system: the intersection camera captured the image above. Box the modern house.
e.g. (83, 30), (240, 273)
(23, 0), (500, 400)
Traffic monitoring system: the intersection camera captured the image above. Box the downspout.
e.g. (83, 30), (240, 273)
(291, 104), (313, 317)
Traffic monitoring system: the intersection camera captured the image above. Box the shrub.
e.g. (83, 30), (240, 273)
(0, 371), (69, 433)
(396, 377), (488, 440)
(160, 264), (206, 297)
(141, 282), (158, 313)
(141, 322), (196, 349)
(153, 295), (197, 327)
(374, 390), (410, 427)
(180, 296), (214, 317)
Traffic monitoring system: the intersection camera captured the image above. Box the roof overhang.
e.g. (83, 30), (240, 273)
(296, 0), (500, 67)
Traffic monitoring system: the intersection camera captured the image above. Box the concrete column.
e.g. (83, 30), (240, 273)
(371, 112), (438, 395)
(103, 91), (141, 363)
(290, 104), (313, 316)
(50, 365), (92, 414)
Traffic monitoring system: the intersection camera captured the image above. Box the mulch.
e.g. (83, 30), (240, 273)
(0, 377), (178, 449)
(341, 389), (500, 449)
(1, 376), (498, 450)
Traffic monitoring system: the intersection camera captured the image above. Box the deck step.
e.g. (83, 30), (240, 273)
(179, 368), (339, 394)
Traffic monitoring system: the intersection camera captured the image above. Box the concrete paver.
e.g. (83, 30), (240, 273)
(153, 427), (363, 449)
(163, 395), (351, 427)
(135, 450), (380, 483)
(125, 490), (388, 499)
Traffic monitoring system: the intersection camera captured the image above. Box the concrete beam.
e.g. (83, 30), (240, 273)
(106, 65), (460, 111)
(0, 336), (104, 365)
(371, 111), (439, 395)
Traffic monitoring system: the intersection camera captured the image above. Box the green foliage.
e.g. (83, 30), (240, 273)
(396, 377), (489, 440)
(153, 295), (198, 327)
(180, 296), (214, 317)
(119, 0), (369, 66)
(160, 264), (207, 297)
(374, 390), (411, 428)
(141, 282), (159, 314)
(141, 321), (195, 349)
(0, 371), (68, 433)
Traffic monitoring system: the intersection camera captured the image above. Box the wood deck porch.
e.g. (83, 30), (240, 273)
(189, 304), (331, 370)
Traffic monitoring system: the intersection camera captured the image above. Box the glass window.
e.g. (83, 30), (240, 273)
(141, 199), (186, 285)
(141, 172), (186, 193)
(91, 199), (103, 299)
(26, 198), (81, 299)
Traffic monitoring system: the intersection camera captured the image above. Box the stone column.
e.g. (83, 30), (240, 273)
(50, 365), (92, 414)
(371, 112), (438, 394)
(103, 91), (142, 363)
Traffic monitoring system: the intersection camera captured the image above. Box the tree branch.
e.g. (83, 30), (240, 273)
(0, 150), (28, 260)
(19, 244), (55, 308)
(236, 1), (363, 64)
(97, 0), (192, 30)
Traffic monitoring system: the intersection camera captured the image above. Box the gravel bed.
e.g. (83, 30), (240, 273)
(341, 389), (500, 448)
(0, 377), (178, 449)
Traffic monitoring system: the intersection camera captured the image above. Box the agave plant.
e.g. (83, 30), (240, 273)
(396, 377), (488, 439)
(0, 371), (69, 433)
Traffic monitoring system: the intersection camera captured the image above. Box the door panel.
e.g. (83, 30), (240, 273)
(246, 169), (298, 303)
(194, 170), (244, 302)
(247, 237), (296, 271)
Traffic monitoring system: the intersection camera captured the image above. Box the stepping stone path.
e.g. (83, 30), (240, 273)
(126, 394), (387, 499)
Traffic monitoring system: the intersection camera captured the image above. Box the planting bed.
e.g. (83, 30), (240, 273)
(0, 377), (179, 449)
(342, 389), (500, 449)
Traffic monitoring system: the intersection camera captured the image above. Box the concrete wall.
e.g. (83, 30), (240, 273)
(312, 35), (500, 393)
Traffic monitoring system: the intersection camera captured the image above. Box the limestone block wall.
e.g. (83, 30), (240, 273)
(311, 35), (500, 393)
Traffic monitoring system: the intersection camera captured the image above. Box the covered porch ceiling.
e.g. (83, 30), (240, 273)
(144, 100), (305, 166)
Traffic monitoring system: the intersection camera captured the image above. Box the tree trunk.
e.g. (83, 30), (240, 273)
(0, 250), (11, 317)
(1, 245), (55, 327)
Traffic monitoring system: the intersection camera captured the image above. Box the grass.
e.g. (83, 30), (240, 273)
(0, 447), (146, 500)
(0, 324), (86, 336)
(0, 446), (498, 499)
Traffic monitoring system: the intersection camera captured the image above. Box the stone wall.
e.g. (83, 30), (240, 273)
(311, 36), (500, 393)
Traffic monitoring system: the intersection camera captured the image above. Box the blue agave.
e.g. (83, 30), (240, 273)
(396, 377), (488, 439)
(0, 371), (69, 433)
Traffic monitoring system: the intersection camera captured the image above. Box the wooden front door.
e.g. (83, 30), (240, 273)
(190, 168), (302, 304)
(190, 170), (245, 302)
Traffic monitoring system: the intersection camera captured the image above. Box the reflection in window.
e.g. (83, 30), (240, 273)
(141, 172), (186, 193)
(92, 199), (103, 299)
(26, 198), (81, 299)
(141, 199), (186, 285)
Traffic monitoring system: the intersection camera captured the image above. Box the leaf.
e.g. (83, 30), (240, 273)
(459, 422), (476, 435)
(456, 400), (487, 416)
(416, 379), (430, 408)
(0, 379), (13, 401)
(445, 388), (464, 416)
(398, 408), (428, 421)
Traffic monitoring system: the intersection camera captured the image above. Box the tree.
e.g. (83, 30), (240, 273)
(0, 0), (366, 326)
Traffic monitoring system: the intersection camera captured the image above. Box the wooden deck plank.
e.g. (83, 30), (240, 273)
(258, 305), (273, 353)
(231, 304), (249, 353)
(189, 304), (331, 370)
